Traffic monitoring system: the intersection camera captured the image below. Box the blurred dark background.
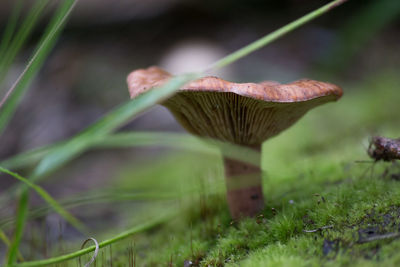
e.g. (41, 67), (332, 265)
(0, 0), (399, 217)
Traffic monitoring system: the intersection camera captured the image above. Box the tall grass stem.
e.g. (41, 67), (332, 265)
(207, 0), (348, 71)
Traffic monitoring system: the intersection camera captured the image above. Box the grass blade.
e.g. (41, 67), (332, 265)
(0, 0), (49, 87)
(5, 190), (28, 265)
(0, 0), (76, 136)
(208, 0), (348, 70)
(0, 228), (24, 262)
(0, 142), (56, 170)
(0, 167), (88, 233)
(0, 228), (11, 249)
(0, 0), (23, 63)
(95, 132), (260, 166)
(0, 191), (178, 229)
(320, 0), (400, 73)
(2, 2), (80, 265)
(12, 211), (174, 267)
(31, 73), (198, 182)
(0, 131), (258, 172)
(0, 130), (257, 207)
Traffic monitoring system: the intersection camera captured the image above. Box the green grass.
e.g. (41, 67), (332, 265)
(0, 167), (88, 234)
(0, 0), (75, 135)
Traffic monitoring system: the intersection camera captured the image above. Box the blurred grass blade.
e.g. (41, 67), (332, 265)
(208, 0), (348, 70)
(0, 228), (24, 262)
(0, 0), (76, 136)
(0, 167), (88, 233)
(96, 132), (260, 166)
(0, 131), (259, 172)
(5, 189), (28, 265)
(31, 73), (198, 182)
(0, 130), (257, 205)
(0, 142), (57, 170)
(0, 191), (178, 229)
(76, 73), (197, 136)
(0, 0), (23, 63)
(2, 2), (79, 265)
(319, 0), (400, 73)
(0, 190), (183, 229)
(34, 0), (76, 54)
(13, 211), (174, 267)
(0, 0), (48, 86)
(0, 228), (10, 248)
(97, 132), (218, 154)
(0, 143), (56, 207)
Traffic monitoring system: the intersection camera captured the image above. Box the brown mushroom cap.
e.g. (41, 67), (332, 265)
(127, 66), (343, 145)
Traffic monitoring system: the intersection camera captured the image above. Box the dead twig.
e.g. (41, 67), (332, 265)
(303, 225), (334, 233)
(357, 232), (400, 244)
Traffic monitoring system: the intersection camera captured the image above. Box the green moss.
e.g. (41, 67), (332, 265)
(100, 164), (400, 267)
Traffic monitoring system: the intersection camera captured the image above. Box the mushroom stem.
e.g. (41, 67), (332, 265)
(223, 146), (264, 219)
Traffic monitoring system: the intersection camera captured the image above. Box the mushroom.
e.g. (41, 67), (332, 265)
(127, 66), (343, 219)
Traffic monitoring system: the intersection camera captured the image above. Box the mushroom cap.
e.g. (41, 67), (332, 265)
(127, 66), (343, 145)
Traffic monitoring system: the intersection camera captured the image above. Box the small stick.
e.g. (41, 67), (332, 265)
(303, 225), (334, 233)
(357, 232), (400, 244)
(354, 160), (375, 164)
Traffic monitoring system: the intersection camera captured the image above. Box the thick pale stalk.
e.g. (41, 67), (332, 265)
(223, 146), (264, 219)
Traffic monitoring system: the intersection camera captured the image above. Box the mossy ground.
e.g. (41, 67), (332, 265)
(119, 165), (400, 267)
(40, 71), (400, 266)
